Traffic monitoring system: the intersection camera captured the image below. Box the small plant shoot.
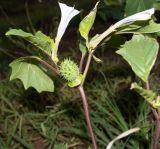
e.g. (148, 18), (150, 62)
(5, 1), (160, 149)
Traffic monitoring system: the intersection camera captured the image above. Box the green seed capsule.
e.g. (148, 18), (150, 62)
(60, 59), (80, 82)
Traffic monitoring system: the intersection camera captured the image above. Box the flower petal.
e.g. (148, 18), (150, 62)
(114, 8), (155, 28)
(57, 2), (80, 41)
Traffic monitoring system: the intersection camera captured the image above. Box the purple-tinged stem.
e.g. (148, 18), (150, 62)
(78, 85), (98, 149)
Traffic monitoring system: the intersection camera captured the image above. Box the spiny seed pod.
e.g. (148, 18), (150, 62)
(59, 59), (80, 82)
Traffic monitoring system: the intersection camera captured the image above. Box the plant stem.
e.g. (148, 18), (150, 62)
(25, 1), (36, 34)
(152, 110), (160, 149)
(77, 85), (98, 149)
(78, 41), (98, 148)
(89, 25), (115, 49)
(0, 47), (16, 59)
(81, 51), (93, 86)
(36, 58), (60, 75)
(79, 53), (86, 73)
(146, 81), (160, 149)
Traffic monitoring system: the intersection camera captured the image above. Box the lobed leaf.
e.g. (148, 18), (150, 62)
(9, 57), (54, 93)
(6, 29), (54, 56)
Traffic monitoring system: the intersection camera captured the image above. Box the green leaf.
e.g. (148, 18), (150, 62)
(6, 29), (54, 56)
(79, 41), (87, 55)
(103, 0), (122, 6)
(154, 2), (160, 10)
(93, 55), (102, 63)
(131, 82), (157, 102)
(117, 20), (160, 34)
(9, 57), (54, 93)
(116, 34), (159, 82)
(103, 35), (127, 48)
(79, 2), (99, 40)
(68, 74), (83, 87)
(33, 31), (54, 55)
(137, 20), (160, 33)
(152, 96), (160, 110)
(130, 82), (160, 110)
(117, 21), (146, 33)
(125, 0), (155, 16)
(6, 29), (33, 37)
(88, 34), (100, 49)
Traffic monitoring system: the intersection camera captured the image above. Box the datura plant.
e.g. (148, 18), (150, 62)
(6, 1), (160, 149)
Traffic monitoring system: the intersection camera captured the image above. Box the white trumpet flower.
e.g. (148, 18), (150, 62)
(89, 8), (155, 50)
(52, 2), (80, 63)
(114, 8), (155, 28)
(56, 2), (80, 41)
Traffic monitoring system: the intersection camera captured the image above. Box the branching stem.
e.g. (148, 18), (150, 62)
(77, 48), (99, 149)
